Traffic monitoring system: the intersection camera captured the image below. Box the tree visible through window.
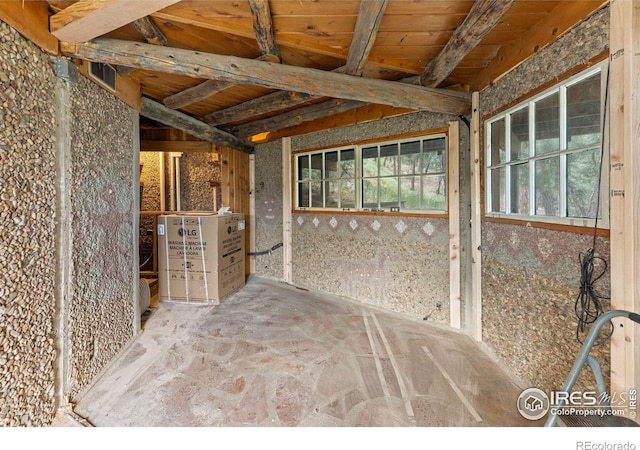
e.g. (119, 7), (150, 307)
(485, 63), (606, 225)
(295, 134), (447, 213)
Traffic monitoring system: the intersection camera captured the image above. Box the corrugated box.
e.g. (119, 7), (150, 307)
(157, 212), (245, 304)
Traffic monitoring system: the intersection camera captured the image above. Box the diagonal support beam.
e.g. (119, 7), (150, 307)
(345, 0), (389, 76)
(140, 98), (254, 153)
(248, 0), (281, 63)
(163, 79), (233, 110)
(61, 39), (471, 114)
(50, 0), (180, 43)
(132, 16), (168, 46)
(420, 0), (516, 88)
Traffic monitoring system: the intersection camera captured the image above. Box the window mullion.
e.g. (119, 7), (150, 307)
(529, 101), (536, 216)
(505, 113), (512, 213)
(559, 86), (568, 218)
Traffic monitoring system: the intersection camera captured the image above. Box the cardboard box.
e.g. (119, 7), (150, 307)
(157, 212), (245, 304)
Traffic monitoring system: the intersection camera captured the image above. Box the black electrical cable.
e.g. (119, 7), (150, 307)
(574, 63), (612, 346)
(248, 242), (283, 256)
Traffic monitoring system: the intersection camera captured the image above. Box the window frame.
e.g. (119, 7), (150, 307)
(293, 133), (448, 215)
(485, 61), (609, 229)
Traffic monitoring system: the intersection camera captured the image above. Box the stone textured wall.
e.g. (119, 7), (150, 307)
(252, 112), (468, 323)
(67, 76), (137, 400)
(254, 140), (284, 280)
(0, 21), (58, 426)
(179, 151), (219, 212)
(479, 7), (611, 392)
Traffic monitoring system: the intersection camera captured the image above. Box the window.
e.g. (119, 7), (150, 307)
(295, 134), (447, 214)
(485, 62), (608, 227)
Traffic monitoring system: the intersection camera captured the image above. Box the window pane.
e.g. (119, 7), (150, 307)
(423, 138), (445, 174)
(362, 146), (378, 177)
(379, 177), (399, 208)
(490, 167), (505, 212)
(535, 157), (559, 216)
(310, 154), (323, 179)
(340, 149), (355, 178)
(422, 175), (446, 210)
(510, 163), (530, 214)
(325, 181), (338, 208)
(298, 182), (309, 207)
(400, 141), (420, 175)
(298, 155), (309, 181)
(311, 181), (323, 207)
(362, 178), (378, 208)
(325, 151), (338, 179)
(535, 93), (560, 155)
(380, 143), (399, 176)
(490, 119), (506, 164)
(567, 148), (600, 218)
(567, 72), (601, 150)
(340, 179), (356, 208)
(400, 176), (420, 209)
(510, 107), (529, 161)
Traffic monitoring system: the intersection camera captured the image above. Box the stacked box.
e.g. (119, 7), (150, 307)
(157, 213), (245, 304)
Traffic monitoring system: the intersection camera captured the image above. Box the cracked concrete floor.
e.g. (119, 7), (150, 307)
(69, 277), (541, 427)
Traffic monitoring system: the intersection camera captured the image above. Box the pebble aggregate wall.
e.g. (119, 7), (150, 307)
(139, 152), (161, 255)
(0, 21), (58, 426)
(479, 7), (611, 393)
(178, 151), (219, 212)
(67, 76), (137, 400)
(254, 140), (284, 280)
(254, 112), (469, 324)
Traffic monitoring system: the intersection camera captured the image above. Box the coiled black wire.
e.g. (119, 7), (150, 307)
(573, 63), (612, 346)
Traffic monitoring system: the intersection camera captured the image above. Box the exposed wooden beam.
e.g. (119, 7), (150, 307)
(50, 0), (180, 43)
(205, 91), (319, 126)
(471, 0), (608, 90)
(62, 39), (471, 114)
(132, 16), (168, 46)
(420, 0), (515, 88)
(163, 79), (234, 110)
(345, 0), (389, 76)
(248, 0), (281, 63)
(251, 103), (414, 144)
(140, 140), (211, 153)
(233, 98), (368, 138)
(140, 98), (254, 153)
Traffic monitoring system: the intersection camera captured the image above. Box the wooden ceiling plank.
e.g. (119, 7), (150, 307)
(163, 79), (234, 110)
(62, 39), (471, 114)
(472, 0), (609, 90)
(140, 97), (254, 153)
(344, 0), (389, 76)
(248, 0), (281, 62)
(233, 98), (369, 138)
(420, 0), (516, 88)
(50, 0), (181, 43)
(132, 16), (168, 46)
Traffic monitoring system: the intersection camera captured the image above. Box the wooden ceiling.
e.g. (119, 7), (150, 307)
(42, 0), (608, 151)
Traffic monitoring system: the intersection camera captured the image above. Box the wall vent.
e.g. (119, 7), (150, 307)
(88, 61), (116, 92)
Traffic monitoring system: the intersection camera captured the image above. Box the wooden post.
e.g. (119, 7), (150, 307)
(282, 137), (293, 283)
(449, 120), (461, 329)
(609, 0), (639, 421)
(249, 153), (256, 275)
(470, 92), (483, 341)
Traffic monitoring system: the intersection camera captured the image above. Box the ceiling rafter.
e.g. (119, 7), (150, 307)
(344, 0), (389, 76)
(61, 39), (471, 114)
(50, 0), (180, 43)
(420, 0), (516, 88)
(160, 0), (282, 111)
(117, 16), (169, 76)
(140, 97), (254, 153)
(232, 98), (368, 138)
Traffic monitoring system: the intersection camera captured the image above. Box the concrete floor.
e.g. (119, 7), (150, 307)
(67, 277), (541, 427)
